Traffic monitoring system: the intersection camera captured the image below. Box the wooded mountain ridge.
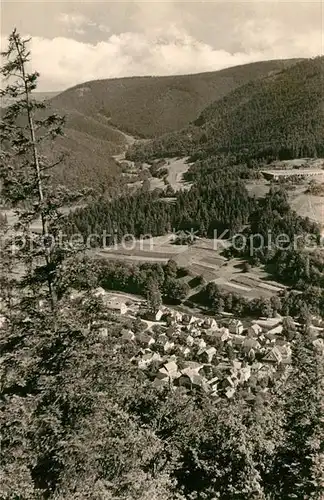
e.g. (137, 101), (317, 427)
(0, 58), (311, 192)
(128, 57), (324, 162)
(36, 59), (304, 191)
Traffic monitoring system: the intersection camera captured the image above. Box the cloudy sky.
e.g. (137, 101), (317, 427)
(1, 1), (323, 91)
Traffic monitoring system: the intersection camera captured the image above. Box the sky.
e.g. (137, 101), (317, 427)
(1, 1), (323, 91)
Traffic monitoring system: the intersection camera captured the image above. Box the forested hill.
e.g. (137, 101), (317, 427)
(50, 59), (301, 139)
(33, 59), (301, 192)
(128, 57), (324, 162)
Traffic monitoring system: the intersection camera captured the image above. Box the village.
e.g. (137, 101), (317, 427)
(87, 288), (324, 401)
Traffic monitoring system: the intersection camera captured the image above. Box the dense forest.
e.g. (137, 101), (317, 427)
(128, 57), (324, 162)
(67, 155), (322, 294)
(66, 176), (254, 240)
(66, 155), (257, 240)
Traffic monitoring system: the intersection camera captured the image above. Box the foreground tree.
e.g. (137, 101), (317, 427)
(0, 294), (184, 499)
(276, 331), (324, 499)
(0, 29), (82, 313)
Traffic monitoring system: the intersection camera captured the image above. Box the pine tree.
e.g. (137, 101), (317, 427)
(146, 278), (162, 314)
(0, 29), (83, 313)
(278, 330), (324, 498)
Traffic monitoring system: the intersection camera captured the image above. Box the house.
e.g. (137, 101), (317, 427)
(247, 324), (262, 337)
(198, 347), (216, 364)
(202, 318), (218, 330)
(193, 338), (207, 350)
(240, 365), (252, 383)
(251, 362), (270, 379)
(228, 319), (244, 335)
(264, 331), (277, 343)
(200, 364), (214, 379)
(155, 334), (168, 349)
(146, 309), (164, 322)
(211, 327), (230, 343)
(177, 372), (208, 391)
(181, 361), (204, 375)
(139, 351), (163, 370)
(156, 361), (180, 382)
(98, 327), (108, 338)
(186, 335), (194, 347)
(138, 352), (154, 370)
(93, 287), (106, 298)
(258, 334), (267, 345)
(190, 327), (202, 337)
(312, 338), (324, 352)
(164, 340), (175, 353)
(165, 326), (178, 338)
(121, 329), (135, 342)
(136, 331), (155, 347)
(177, 346), (191, 358)
(182, 314), (199, 326)
(207, 376), (219, 392)
(93, 288), (128, 315)
(216, 361), (232, 372)
(231, 360), (242, 373)
(222, 376), (235, 390)
(225, 387), (236, 399)
(167, 310), (183, 323)
(251, 362), (263, 373)
(276, 344), (292, 360)
(178, 330), (189, 344)
(263, 347), (283, 364)
(106, 299), (127, 315)
(177, 362), (209, 391)
(152, 352), (163, 364)
(120, 303), (128, 315)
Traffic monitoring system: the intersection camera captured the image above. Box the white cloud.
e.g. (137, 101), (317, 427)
(58, 13), (91, 35)
(57, 12), (109, 36)
(1, 20), (322, 91)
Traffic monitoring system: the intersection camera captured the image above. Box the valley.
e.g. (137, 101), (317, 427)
(1, 28), (324, 500)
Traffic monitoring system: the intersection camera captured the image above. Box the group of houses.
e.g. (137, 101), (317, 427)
(107, 305), (324, 400)
(69, 287), (324, 400)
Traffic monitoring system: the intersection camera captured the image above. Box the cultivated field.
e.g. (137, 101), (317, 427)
(289, 188), (323, 225)
(95, 235), (285, 300)
(94, 234), (188, 264)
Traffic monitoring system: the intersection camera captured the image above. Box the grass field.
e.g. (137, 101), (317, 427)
(246, 160), (324, 225)
(125, 156), (193, 193)
(95, 235), (285, 300)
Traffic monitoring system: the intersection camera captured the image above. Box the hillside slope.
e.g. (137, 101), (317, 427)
(50, 59), (301, 139)
(2, 59), (303, 193)
(1, 90), (126, 194)
(128, 57), (324, 162)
